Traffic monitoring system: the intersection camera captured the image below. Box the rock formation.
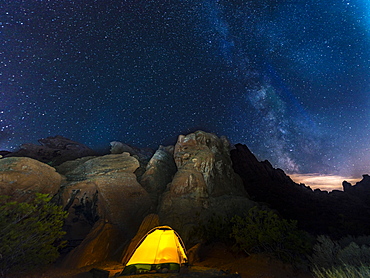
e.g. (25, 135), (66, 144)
(5, 132), (370, 270)
(3, 135), (97, 166)
(343, 174), (370, 198)
(231, 143), (370, 237)
(59, 153), (152, 268)
(0, 157), (62, 202)
(158, 131), (255, 245)
(139, 145), (177, 209)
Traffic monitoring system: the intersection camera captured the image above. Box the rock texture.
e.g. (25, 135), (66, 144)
(60, 153), (152, 268)
(109, 141), (154, 160)
(121, 214), (160, 265)
(3, 135), (97, 166)
(231, 143), (370, 237)
(139, 145), (177, 209)
(0, 157), (62, 202)
(62, 219), (127, 269)
(158, 131), (255, 245)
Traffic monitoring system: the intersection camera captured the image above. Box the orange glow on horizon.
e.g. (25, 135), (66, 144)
(289, 173), (361, 192)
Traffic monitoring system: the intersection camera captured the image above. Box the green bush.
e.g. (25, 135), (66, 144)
(191, 213), (233, 244)
(309, 235), (370, 278)
(337, 235), (370, 249)
(309, 235), (341, 269)
(313, 264), (370, 278)
(230, 206), (311, 263)
(0, 193), (68, 277)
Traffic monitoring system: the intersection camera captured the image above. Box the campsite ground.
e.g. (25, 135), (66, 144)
(10, 243), (314, 278)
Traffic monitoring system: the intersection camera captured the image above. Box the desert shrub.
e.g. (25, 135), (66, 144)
(230, 206), (312, 263)
(337, 242), (370, 267)
(309, 235), (370, 269)
(0, 193), (68, 277)
(313, 264), (370, 278)
(310, 235), (370, 277)
(192, 213), (233, 244)
(338, 235), (370, 249)
(309, 235), (341, 269)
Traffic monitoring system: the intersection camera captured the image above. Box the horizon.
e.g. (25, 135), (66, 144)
(289, 173), (362, 192)
(1, 132), (367, 192)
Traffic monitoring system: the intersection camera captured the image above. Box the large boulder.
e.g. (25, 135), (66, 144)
(61, 153), (152, 268)
(63, 153), (141, 182)
(158, 131), (254, 245)
(172, 132), (245, 198)
(0, 157), (62, 202)
(61, 219), (126, 268)
(121, 214), (160, 265)
(139, 145), (177, 209)
(109, 141), (155, 182)
(55, 156), (96, 176)
(61, 180), (99, 251)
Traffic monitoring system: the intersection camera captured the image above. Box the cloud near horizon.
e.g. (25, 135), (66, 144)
(289, 173), (361, 192)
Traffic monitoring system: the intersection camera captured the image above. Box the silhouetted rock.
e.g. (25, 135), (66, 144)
(0, 150), (11, 157)
(231, 143), (370, 237)
(109, 141), (155, 161)
(343, 174), (370, 197)
(4, 135), (97, 166)
(0, 157), (62, 202)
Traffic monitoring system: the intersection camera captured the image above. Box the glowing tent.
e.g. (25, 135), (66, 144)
(121, 226), (188, 275)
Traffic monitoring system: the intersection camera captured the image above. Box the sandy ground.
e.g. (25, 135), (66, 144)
(8, 243), (314, 278)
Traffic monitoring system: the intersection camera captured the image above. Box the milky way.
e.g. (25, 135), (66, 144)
(2, 0), (370, 179)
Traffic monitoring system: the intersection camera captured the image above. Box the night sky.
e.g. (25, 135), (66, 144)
(2, 0), (370, 182)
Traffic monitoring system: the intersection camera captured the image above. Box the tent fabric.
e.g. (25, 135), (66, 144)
(122, 226), (187, 274)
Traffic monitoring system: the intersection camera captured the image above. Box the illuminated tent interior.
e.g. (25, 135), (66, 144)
(121, 226), (188, 275)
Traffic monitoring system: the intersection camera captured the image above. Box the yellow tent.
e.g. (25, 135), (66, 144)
(122, 226), (187, 275)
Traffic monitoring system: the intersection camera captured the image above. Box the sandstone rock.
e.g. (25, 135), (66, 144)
(62, 153), (152, 229)
(92, 173), (151, 229)
(64, 153), (139, 181)
(139, 146), (177, 208)
(61, 153), (152, 268)
(172, 131), (245, 198)
(158, 131), (252, 245)
(5, 135), (97, 166)
(187, 243), (203, 264)
(61, 220), (127, 269)
(0, 157), (62, 202)
(110, 141), (136, 155)
(55, 156), (96, 176)
(109, 141), (155, 181)
(62, 181), (99, 249)
(109, 141), (154, 161)
(121, 214), (160, 265)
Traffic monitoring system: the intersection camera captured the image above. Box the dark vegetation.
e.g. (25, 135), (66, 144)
(195, 205), (370, 277)
(230, 206), (312, 264)
(0, 193), (67, 278)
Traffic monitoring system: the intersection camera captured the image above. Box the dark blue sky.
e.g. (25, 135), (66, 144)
(2, 0), (370, 177)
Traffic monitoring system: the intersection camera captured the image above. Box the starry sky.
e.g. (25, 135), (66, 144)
(2, 0), (370, 182)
